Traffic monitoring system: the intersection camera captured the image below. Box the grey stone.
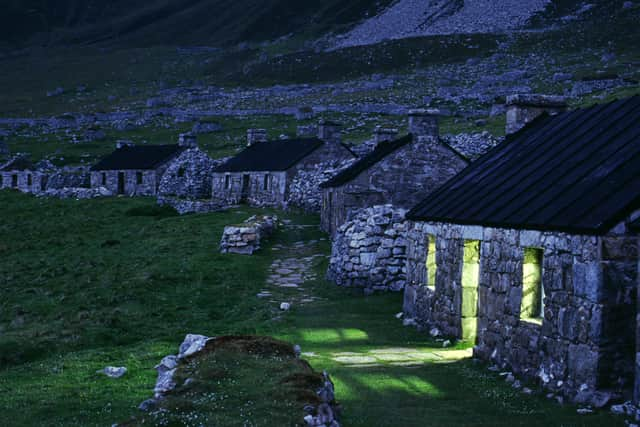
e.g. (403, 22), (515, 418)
(97, 366), (127, 378)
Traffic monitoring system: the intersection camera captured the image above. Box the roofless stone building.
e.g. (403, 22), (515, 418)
(0, 156), (50, 193)
(320, 109), (469, 236)
(403, 95), (640, 406)
(211, 121), (355, 209)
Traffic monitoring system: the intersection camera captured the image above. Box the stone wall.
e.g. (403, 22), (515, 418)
(287, 159), (355, 213)
(158, 148), (220, 199)
(212, 170), (288, 208)
(91, 169), (160, 196)
(0, 170), (49, 193)
(321, 136), (468, 236)
(46, 167), (90, 190)
(211, 141), (354, 210)
(327, 205), (408, 292)
(220, 215), (278, 255)
(403, 219), (638, 404)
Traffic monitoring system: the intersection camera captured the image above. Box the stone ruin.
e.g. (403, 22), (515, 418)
(220, 215), (278, 255)
(157, 133), (228, 214)
(327, 205), (409, 292)
(287, 159), (355, 213)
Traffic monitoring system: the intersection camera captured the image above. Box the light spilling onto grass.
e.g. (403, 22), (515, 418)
(349, 373), (444, 398)
(331, 347), (473, 367)
(298, 328), (369, 343)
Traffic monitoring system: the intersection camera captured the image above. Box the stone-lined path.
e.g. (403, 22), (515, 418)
(257, 224), (329, 305)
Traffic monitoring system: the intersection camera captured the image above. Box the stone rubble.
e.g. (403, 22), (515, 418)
(220, 215), (278, 255)
(333, 0), (552, 49)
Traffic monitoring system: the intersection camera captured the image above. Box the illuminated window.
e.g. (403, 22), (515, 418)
(521, 248), (544, 323)
(461, 240), (480, 341)
(425, 235), (437, 288)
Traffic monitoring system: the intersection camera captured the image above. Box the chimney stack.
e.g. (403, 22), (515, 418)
(116, 140), (135, 149)
(506, 94), (567, 135)
(373, 126), (399, 144)
(296, 124), (318, 138)
(408, 109), (440, 139)
(317, 120), (342, 143)
(178, 132), (198, 148)
(247, 129), (268, 146)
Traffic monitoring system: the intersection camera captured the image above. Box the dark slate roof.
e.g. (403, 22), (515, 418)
(320, 134), (466, 188)
(214, 138), (325, 172)
(1, 156), (34, 171)
(91, 145), (184, 171)
(321, 135), (414, 188)
(407, 96), (640, 235)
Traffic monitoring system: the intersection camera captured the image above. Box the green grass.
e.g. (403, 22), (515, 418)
(0, 191), (629, 426)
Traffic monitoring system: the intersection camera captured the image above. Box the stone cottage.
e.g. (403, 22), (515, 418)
(211, 122), (355, 209)
(403, 95), (640, 405)
(90, 140), (186, 196)
(0, 156), (50, 193)
(320, 109), (469, 236)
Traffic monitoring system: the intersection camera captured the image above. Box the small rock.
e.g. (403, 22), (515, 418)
(395, 312), (404, 319)
(442, 340), (451, 348)
(402, 318), (416, 326)
(522, 387), (533, 395)
(429, 327), (441, 337)
(138, 399), (157, 412)
(505, 373), (515, 383)
(623, 1), (634, 9)
(577, 408), (593, 415)
(280, 302), (291, 311)
(294, 344), (302, 358)
(97, 366), (127, 378)
(178, 334), (210, 359)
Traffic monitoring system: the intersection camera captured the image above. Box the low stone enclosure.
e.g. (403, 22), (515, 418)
(327, 205), (408, 292)
(132, 334), (341, 427)
(220, 215), (278, 255)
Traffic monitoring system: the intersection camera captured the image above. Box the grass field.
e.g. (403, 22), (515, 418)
(0, 191), (628, 426)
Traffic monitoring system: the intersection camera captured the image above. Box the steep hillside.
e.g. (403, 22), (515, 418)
(0, 0), (393, 47)
(333, 0), (552, 48)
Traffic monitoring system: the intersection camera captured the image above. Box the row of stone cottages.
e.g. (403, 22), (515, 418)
(324, 94), (640, 410)
(0, 123), (356, 212)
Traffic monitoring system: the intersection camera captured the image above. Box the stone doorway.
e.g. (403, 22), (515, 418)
(461, 240), (480, 342)
(240, 174), (250, 203)
(117, 172), (125, 195)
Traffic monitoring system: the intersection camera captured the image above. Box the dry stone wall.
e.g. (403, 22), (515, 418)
(287, 159), (355, 213)
(327, 205), (408, 292)
(220, 215), (278, 255)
